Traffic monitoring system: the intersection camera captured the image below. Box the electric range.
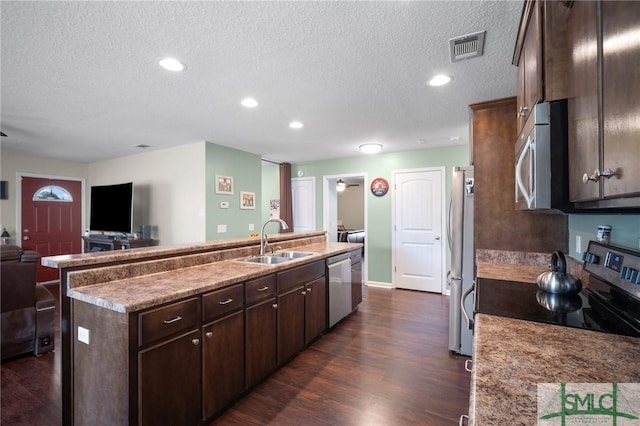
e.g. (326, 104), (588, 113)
(475, 241), (640, 337)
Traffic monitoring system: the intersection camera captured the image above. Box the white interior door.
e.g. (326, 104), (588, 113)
(392, 168), (445, 293)
(292, 177), (315, 232)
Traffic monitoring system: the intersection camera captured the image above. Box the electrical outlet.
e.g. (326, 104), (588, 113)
(217, 224), (227, 233)
(248, 224), (254, 231)
(576, 235), (582, 254)
(78, 326), (90, 344)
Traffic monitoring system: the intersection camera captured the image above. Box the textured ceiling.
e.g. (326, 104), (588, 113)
(1, 1), (522, 164)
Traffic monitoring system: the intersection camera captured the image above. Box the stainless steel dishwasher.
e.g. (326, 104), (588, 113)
(327, 252), (352, 327)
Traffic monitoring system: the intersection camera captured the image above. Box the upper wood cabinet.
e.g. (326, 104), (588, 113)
(513, 0), (569, 134)
(568, 0), (640, 207)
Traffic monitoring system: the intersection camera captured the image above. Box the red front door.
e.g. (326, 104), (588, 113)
(21, 176), (83, 283)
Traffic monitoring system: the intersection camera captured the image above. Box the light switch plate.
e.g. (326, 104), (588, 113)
(576, 235), (582, 254)
(220, 201), (229, 209)
(248, 224), (254, 231)
(78, 326), (90, 344)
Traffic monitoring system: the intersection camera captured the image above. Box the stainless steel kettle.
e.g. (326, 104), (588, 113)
(536, 251), (582, 295)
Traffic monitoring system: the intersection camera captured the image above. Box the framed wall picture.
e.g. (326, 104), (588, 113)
(240, 191), (256, 209)
(215, 175), (233, 195)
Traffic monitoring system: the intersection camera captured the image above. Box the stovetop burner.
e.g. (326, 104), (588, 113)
(475, 241), (640, 338)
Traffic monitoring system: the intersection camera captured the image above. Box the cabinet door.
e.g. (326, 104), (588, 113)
(523, 3), (542, 122)
(602, 1), (640, 198)
(139, 330), (201, 426)
(305, 277), (327, 345)
(202, 311), (244, 420)
(351, 260), (363, 310)
(245, 297), (277, 388)
(567, 0), (600, 202)
(277, 286), (305, 365)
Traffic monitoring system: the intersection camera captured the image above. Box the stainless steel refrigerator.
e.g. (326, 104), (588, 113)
(447, 166), (474, 356)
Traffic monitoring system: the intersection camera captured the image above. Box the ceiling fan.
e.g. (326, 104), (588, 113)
(336, 179), (360, 192)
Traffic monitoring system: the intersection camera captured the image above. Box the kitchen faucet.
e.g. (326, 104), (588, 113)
(259, 218), (289, 255)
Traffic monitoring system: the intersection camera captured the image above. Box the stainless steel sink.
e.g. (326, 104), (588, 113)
(270, 251), (315, 259)
(239, 255), (291, 265)
(236, 251), (315, 265)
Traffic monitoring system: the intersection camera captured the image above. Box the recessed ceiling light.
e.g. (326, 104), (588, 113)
(359, 143), (383, 154)
(289, 121), (304, 129)
(241, 98), (259, 108)
(428, 74), (452, 86)
(158, 57), (186, 72)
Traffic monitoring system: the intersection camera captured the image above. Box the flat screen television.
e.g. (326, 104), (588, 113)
(89, 182), (133, 234)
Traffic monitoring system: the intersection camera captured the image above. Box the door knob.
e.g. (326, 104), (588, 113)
(435, 236), (441, 240)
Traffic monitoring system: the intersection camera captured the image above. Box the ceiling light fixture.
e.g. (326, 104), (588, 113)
(428, 74), (452, 86)
(241, 98), (259, 108)
(359, 143), (383, 154)
(158, 57), (186, 72)
(336, 179), (346, 192)
(289, 121), (304, 129)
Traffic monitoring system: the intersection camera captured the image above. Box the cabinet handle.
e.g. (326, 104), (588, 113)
(272, 304), (278, 309)
(583, 169), (601, 184)
(205, 331), (213, 338)
(163, 316), (182, 324)
(601, 168), (618, 180)
(258, 286), (270, 292)
(192, 338), (200, 346)
(306, 288), (312, 292)
(218, 298), (233, 305)
(459, 414), (469, 426)
(301, 291), (307, 295)
(464, 359), (473, 373)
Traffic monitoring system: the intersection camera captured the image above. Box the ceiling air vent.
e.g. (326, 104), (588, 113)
(449, 31), (486, 62)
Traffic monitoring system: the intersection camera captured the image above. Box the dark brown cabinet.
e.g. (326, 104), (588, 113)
(201, 283), (244, 420)
(350, 250), (363, 310)
(304, 276), (326, 345)
(567, 0), (640, 207)
(139, 330), (201, 426)
(276, 260), (325, 365)
(202, 311), (244, 419)
(514, 0), (570, 133)
(245, 275), (277, 389)
(277, 286), (305, 365)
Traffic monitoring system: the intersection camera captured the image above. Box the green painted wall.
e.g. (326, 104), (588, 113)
(205, 143), (263, 240)
(292, 144), (470, 284)
(261, 161), (280, 224)
(568, 213), (640, 260)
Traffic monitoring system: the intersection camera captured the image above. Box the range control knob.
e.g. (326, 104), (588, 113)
(630, 269), (640, 285)
(583, 252), (600, 264)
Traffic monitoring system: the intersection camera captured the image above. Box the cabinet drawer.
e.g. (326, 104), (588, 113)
(277, 260), (325, 294)
(246, 275), (276, 305)
(203, 283), (244, 322)
(138, 297), (200, 346)
(350, 250), (362, 264)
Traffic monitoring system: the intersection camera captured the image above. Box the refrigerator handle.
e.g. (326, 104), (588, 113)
(461, 281), (475, 330)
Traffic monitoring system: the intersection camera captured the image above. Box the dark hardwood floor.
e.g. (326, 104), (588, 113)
(1, 285), (470, 425)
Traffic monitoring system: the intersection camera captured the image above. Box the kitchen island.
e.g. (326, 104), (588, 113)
(43, 231), (362, 425)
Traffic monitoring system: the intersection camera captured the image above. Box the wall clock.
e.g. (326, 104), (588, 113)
(370, 177), (389, 197)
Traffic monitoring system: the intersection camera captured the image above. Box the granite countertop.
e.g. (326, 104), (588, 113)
(42, 231), (326, 269)
(470, 314), (640, 425)
(67, 241), (360, 313)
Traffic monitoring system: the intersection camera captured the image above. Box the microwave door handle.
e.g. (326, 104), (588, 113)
(515, 138), (532, 208)
(528, 138), (535, 208)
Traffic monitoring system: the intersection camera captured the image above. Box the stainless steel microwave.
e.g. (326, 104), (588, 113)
(514, 99), (571, 212)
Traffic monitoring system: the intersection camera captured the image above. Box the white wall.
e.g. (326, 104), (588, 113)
(87, 142), (206, 245)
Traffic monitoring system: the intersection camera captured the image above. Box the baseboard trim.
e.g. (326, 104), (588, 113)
(366, 281), (392, 289)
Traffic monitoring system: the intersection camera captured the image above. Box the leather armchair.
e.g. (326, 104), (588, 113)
(1, 245), (56, 360)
